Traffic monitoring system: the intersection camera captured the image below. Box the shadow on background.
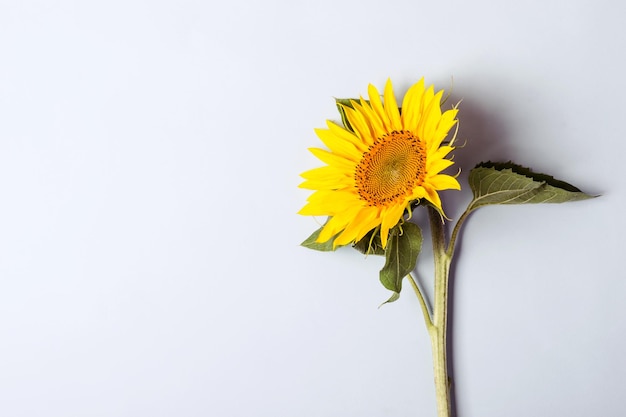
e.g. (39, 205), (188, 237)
(440, 94), (513, 417)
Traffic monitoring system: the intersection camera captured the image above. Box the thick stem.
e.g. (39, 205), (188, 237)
(428, 207), (452, 417)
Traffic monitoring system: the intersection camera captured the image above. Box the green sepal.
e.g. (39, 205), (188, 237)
(352, 228), (385, 256)
(379, 222), (422, 305)
(335, 98), (360, 132)
(301, 221), (345, 252)
(414, 198), (446, 221)
(467, 161), (596, 212)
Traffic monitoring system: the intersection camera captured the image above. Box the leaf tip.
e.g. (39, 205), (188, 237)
(378, 292), (400, 308)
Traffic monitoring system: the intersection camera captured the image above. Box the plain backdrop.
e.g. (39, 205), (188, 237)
(1, 1), (624, 416)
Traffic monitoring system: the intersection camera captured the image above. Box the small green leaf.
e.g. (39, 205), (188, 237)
(352, 228), (385, 256)
(301, 222), (344, 252)
(379, 222), (422, 304)
(468, 161), (595, 211)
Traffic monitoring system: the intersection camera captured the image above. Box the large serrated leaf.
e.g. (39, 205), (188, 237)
(467, 161), (595, 211)
(379, 222), (422, 304)
(301, 221), (344, 252)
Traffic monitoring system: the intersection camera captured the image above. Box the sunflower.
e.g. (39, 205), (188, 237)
(299, 79), (460, 249)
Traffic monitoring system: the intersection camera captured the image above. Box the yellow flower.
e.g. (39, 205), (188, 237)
(299, 79), (460, 249)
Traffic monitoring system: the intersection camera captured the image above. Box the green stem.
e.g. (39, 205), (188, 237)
(407, 273), (433, 331)
(428, 207), (452, 417)
(446, 206), (473, 258)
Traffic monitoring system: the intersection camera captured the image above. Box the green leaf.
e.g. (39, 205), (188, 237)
(379, 222), (422, 304)
(467, 161), (595, 211)
(380, 291), (400, 306)
(352, 228), (385, 256)
(301, 222), (344, 252)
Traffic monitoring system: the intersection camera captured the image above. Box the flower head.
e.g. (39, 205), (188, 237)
(299, 79), (460, 248)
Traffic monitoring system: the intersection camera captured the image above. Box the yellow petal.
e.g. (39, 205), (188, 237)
(426, 158), (454, 175)
(314, 128), (362, 161)
(300, 165), (346, 180)
(428, 108), (458, 153)
(343, 105), (375, 146)
(416, 85), (435, 137)
(401, 78), (426, 132)
(298, 202), (327, 216)
(299, 166), (353, 189)
(410, 186), (427, 201)
(318, 204), (363, 245)
(309, 148), (356, 171)
(428, 174), (461, 191)
(383, 79), (402, 131)
(299, 177), (353, 190)
(422, 184), (443, 210)
(318, 214), (348, 243)
(352, 206), (383, 242)
(326, 120), (367, 152)
(421, 90), (444, 146)
(368, 83), (391, 131)
(334, 206), (380, 246)
(300, 190), (359, 215)
(306, 189), (356, 204)
(430, 145), (454, 161)
(352, 97), (387, 139)
(380, 203), (406, 248)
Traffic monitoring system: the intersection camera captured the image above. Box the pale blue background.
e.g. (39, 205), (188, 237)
(0, 1), (623, 416)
